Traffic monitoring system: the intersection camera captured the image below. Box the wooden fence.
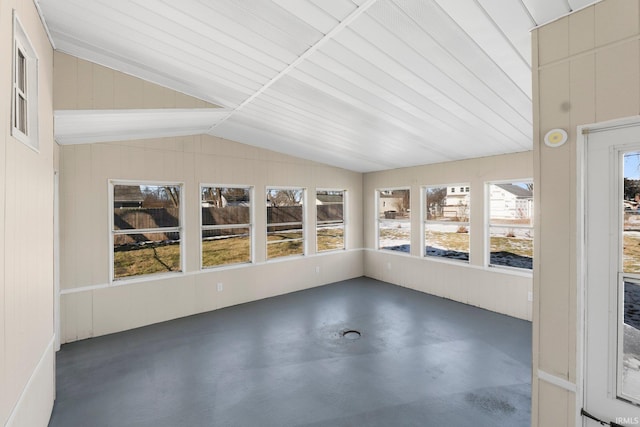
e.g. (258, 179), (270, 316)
(114, 205), (344, 244)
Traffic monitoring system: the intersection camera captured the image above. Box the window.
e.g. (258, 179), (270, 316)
(487, 181), (533, 270)
(621, 152), (640, 403)
(266, 188), (304, 259)
(111, 183), (182, 280)
(377, 188), (410, 253)
(201, 186), (251, 268)
(316, 190), (345, 252)
(424, 185), (469, 261)
(11, 12), (38, 150)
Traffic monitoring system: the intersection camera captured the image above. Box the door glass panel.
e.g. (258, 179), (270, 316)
(624, 152), (640, 273)
(621, 279), (640, 402)
(620, 152), (640, 404)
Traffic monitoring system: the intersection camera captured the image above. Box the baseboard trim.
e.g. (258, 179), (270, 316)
(5, 335), (55, 427)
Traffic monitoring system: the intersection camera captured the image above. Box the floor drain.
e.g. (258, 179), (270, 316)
(342, 330), (361, 340)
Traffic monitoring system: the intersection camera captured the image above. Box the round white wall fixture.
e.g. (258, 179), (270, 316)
(544, 128), (568, 148)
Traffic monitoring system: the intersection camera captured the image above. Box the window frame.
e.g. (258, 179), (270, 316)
(316, 188), (346, 253)
(109, 180), (185, 283)
(485, 179), (533, 272)
(200, 184), (253, 269)
(11, 11), (38, 151)
(376, 187), (411, 253)
(422, 183), (470, 262)
(266, 186), (306, 260)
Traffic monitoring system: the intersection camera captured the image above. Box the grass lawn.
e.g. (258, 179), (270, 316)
(625, 233), (640, 273)
(115, 229), (347, 278)
(203, 236), (250, 267)
(114, 229), (536, 278)
(114, 243), (181, 279)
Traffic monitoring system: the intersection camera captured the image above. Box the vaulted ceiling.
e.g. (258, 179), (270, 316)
(37, 0), (598, 172)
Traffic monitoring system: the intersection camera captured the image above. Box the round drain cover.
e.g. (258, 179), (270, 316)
(342, 330), (361, 340)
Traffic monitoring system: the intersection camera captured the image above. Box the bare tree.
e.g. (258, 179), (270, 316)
(269, 189), (302, 206)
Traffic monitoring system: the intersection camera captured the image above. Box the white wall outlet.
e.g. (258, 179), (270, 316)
(527, 291), (533, 302)
(387, 262), (392, 270)
(315, 266), (320, 274)
(217, 282), (223, 292)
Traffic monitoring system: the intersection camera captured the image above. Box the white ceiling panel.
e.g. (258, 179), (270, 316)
(431, 0), (533, 91)
(476, 0), (536, 64)
(308, 0), (358, 21)
(521, 0), (571, 25)
(270, 0), (339, 34)
(342, 7), (531, 142)
(38, 0), (600, 172)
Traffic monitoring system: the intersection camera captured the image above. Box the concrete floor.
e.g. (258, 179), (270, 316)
(48, 277), (532, 427)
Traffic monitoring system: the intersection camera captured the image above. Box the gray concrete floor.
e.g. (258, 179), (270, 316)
(48, 277), (532, 427)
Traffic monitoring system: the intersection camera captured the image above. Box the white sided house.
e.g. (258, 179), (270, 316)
(442, 185), (470, 220)
(489, 184), (533, 220)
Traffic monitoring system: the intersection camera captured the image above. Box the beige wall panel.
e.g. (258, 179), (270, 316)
(595, 0), (639, 47)
(595, 40), (640, 122)
(92, 64), (115, 109)
(364, 250), (532, 320)
(569, 7), (595, 56)
(175, 91), (199, 109)
(537, 380), (570, 426)
(5, 343), (54, 427)
(91, 278), (196, 337)
(61, 292), (93, 343)
(73, 145), (96, 286)
(60, 147), (76, 289)
(91, 285), (136, 336)
(538, 17), (569, 66)
(143, 81), (173, 109)
(1, 0), (55, 424)
(129, 278), (197, 328)
(114, 72), (144, 109)
(76, 57), (93, 109)
(53, 52), (77, 110)
(569, 55), (597, 127)
(539, 64), (571, 131)
(181, 134), (201, 154)
(538, 147), (571, 377)
(90, 145), (115, 284)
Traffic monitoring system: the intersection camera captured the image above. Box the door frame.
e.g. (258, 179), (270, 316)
(577, 115), (640, 426)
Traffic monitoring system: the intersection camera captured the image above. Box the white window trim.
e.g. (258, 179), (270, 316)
(109, 180), (185, 283)
(11, 11), (39, 151)
(423, 183), (470, 262)
(316, 188), (346, 253)
(484, 179), (533, 272)
(200, 184), (254, 270)
(266, 186), (306, 260)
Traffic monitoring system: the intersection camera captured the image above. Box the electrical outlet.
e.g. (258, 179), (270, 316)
(217, 282), (223, 292)
(527, 291), (533, 302)
(387, 262), (392, 270)
(315, 266), (320, 274)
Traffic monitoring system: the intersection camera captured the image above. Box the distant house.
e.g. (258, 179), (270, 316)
(442, 185), (470, 219)
(378, 190), (408, 217)
(489, 184), (533, 219)
(202, 191), (250, 208)
(114, 186), (144, 209)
